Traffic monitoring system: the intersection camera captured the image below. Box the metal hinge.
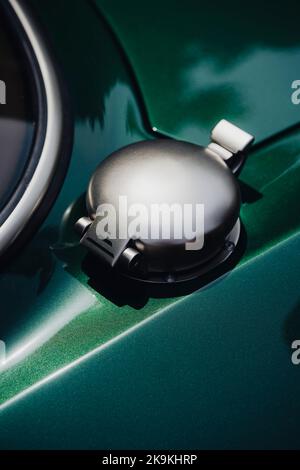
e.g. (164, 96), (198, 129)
(75, 216), (141, 271)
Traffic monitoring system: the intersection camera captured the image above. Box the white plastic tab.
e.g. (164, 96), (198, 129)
(211, 119), (254, 154)
(207, 142), (233, 161)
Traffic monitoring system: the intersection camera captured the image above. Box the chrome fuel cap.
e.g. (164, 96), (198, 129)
(75, 120), (254, 284)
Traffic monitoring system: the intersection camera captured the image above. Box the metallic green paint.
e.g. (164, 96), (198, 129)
(0, 0), (300, 449)
(1, 232), (300, 449)
(96, 0), (300, 145)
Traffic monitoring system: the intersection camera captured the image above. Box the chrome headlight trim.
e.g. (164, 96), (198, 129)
(0, 0), (70, 255)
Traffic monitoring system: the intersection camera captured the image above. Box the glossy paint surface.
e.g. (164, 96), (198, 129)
(1, 0), (300, 449)
(1, 231), (300, 449)
(97, 0), (300, 144)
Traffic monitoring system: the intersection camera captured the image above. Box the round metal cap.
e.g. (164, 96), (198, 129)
(85, 139), (241, 282)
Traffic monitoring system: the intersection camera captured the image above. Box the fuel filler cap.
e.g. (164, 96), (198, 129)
(75, 120), (254, 284)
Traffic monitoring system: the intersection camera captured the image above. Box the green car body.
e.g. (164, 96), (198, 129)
(1, 0), (300, 449)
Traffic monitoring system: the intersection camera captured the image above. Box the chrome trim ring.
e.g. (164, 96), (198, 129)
(124, 218), (242, 284)
(0, 0), (65, 254)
